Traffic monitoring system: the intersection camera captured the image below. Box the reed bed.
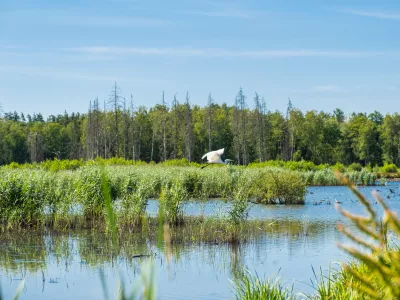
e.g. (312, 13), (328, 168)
(0, 163), (376, 228)
(0, 165), (309, 227)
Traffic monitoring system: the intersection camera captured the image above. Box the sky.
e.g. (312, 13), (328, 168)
(0, 0), (400, 117)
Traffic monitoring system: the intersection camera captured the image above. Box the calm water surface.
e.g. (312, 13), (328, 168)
(1, 183), (400, 299)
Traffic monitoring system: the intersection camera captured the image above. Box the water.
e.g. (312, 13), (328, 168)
(1, 184), (400, 299)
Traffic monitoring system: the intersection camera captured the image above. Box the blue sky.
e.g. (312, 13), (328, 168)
(1, 0), (399, 117)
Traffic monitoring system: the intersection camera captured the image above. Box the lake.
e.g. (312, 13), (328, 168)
(1, 183), (399, 299)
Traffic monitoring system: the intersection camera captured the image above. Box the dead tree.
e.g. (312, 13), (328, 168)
(184, 92), (194, 162)
(108, 82), (123, 157)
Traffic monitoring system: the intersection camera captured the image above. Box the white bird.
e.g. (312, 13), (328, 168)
(201, 148), (232, 169)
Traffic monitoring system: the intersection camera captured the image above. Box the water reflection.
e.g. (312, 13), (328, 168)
(0, 219), (345, 299)
(0, 183), (399, 299)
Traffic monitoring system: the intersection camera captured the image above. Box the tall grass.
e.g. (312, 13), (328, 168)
(233, 271), (294, 300)
(159, 182), (187, 225)
(0, 161), (378, 229)
(100, 166), (156, 300)
(0, 165), (309, 227)
(0, 157), (378, 185)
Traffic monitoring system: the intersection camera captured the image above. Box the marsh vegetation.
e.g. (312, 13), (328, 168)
(0, 161), (398, 299)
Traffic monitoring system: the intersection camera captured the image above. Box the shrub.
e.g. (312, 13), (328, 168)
(380, 162), (398, 173)
(332, 162), (346, 173)
(252, 169), (306, 204)
(348, 162), (362, 172)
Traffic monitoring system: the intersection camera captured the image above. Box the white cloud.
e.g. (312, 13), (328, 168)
(4, 10), (169, 28)
(0, 65), (165, 84)
(341, 9), (400, 20)
(178, 9), (252, 18)
(312, 85), (341, 92)
(65, 46), (391, 58)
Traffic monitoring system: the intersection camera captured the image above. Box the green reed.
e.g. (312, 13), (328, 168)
(0, 165), (311, 227)
(159, 181), (187, 225)
(233, 270), (294, 300)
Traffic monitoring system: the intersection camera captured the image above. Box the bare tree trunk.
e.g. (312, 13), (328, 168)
(161, 91), (167, 161)
(138, 126), (142, 160)
(207, 93), (213, 151)
(123, 98), (127, 159)
(151, 128), (155, 161)
(108, 82), (122, 157)
(237, 88), (248, 165)
(184, 92), (193, 162)
(129, 97), (135, 160)
(233, 95), (241, 164)
(172, 94), (179, 159)
(104, 100), (108, 158)
(254, 93), (263, 162)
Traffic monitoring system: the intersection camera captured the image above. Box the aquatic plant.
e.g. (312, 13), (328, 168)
(120, 179), (151, 226)
(100, 167), (156, 300)
(233, 271), (294, 300)
(6, 163), (385, 228)
(251, 169), (306, 204)
(229, 183), (251, 225)
(75, 167), (105, 218)
(332, 172), (400, 299)
(159, 182), (187, 225)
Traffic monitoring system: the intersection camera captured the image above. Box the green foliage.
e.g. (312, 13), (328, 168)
(380, 162), (398, 173)
(120, 179), (151, 226)
(332, 162), (346, 172)
(159, 182), (187, 225)
(251, 169), (306, 204)
(75, 167), (105, 218)
(334, 173), (400, 299)
(249, 160), (327, 171)
(233, 271), (294, 300)
(229, 183), (251, 225)
(0, 100), (399, 169)
(348, 162), (362, 172)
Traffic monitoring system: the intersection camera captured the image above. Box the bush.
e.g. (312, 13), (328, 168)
(252, 169), (306, 204)
(380, 162), (398, 173)
(348, 162), (362, 172)
(332, 162), (346, 173)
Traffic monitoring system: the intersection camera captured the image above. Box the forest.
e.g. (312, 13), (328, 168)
(0, 83), (398, 167)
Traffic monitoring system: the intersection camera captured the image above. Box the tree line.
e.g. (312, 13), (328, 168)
(0, 83), (398, 166)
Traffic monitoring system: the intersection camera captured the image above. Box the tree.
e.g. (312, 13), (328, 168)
(333, 108), (345, 124)
(205, 93), (214, 152)
(184, 92), (194, 162)
(381, 114), (400, 165)
(254, 92), (266, 162)
(171, 93), (180, 159)
(108, 82), (123, 157)
(28, 130), (44, 163)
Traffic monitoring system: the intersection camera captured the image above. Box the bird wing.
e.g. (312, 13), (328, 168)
(216, 148), (224, 156)
(202, 148), (224, 162)
(202, 151), (213, 160)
